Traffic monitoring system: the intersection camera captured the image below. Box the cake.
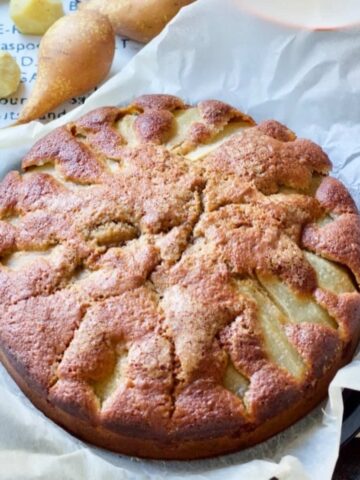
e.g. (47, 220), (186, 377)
(0, 95), (359, 459)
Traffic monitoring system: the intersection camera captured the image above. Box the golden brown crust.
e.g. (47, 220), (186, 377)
(198, 99), (255, 128)
(134, 94), (186, 112)
(257, 120), (296, 142)
(23, 127), (107, 183)
(315, 176), (358, 215)
(135, 110), (175, 144)
(73, 107), (125, 159)
(302, 214), (360, 282)
(315, 289), (360, 356)
(202, 129), (331, 195)
(285, 323), (342, 378)
(0, 94), (359, 460)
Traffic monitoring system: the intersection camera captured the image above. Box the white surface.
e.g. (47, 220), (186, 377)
(1, 1), (360, 479)
(0, 0), (141, 127)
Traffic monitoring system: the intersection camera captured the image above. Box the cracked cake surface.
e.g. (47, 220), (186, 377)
(0, 95), (360, 459)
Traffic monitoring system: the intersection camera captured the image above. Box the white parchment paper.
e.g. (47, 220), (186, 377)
(0, 1), (360, 479)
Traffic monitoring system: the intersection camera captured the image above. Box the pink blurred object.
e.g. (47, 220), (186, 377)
(237, 0), (360, 29)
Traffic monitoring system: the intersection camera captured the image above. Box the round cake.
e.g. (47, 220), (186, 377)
(0, 95), (359, 460)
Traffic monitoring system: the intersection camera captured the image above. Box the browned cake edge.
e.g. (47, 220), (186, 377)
(1, 341), (356, 460)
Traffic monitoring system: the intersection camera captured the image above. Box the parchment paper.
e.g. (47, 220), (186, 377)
(1, 1), (360, 479)
(0, 0), (141, 127)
